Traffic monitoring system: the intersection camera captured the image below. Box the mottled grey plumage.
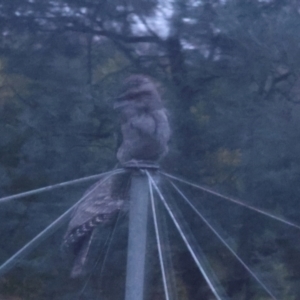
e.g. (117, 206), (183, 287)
(63, 75), (170, 277)
(63, 171), (130, 277)
(115, 75), (171, 164)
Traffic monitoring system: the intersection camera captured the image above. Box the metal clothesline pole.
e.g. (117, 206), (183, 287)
(124, 162), (158, 300)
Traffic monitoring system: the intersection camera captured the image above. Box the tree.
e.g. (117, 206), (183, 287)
(1, 0), (300, 298)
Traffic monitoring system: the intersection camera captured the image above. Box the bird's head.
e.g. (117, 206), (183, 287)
(114, 74), (162, 113)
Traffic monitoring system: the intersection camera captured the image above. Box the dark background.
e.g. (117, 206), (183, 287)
(0, 0), (300, 299)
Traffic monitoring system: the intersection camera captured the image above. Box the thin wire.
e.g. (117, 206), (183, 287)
(170, 180), (278, 300)
(0, 169), (123, 203)
(147, 172), (224, 300)
(0, 170), (123, 277)
(77, 211), (122, 299)
(157, 203), (179, 300)
(76, 231), (110, 300)
(148, 175), (170, 300)
(161, 172), (300, 231)
(98, 211), (124, 289)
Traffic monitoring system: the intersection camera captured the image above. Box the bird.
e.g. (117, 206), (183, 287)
(63, 74), (170, 277)
(115, 74), (171, 165)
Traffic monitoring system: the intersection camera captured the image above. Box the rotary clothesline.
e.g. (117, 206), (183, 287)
(0, 168), (297, 299)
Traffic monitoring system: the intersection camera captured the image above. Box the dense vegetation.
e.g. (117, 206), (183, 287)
(1, 0), (300, 299)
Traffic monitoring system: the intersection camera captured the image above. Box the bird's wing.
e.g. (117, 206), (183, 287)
(63, 171), (130, 248)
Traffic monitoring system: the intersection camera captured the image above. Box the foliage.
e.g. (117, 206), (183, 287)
(0, 0), (300, 298)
